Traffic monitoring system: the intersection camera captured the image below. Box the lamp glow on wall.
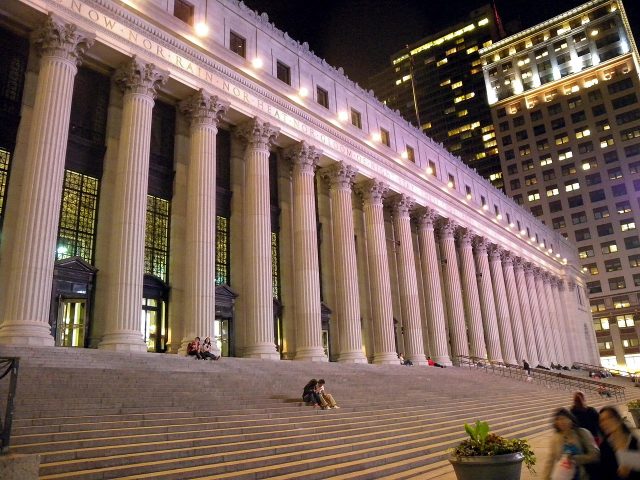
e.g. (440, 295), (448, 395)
(194, 1), (210, 37)
(252, 57), (263, 69)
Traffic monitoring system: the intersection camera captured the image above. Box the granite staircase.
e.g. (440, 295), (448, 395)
(0, 347), (630, 479)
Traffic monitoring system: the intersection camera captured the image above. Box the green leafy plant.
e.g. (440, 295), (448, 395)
(628, 399), (640, 409)
(451, 420), (536, 473)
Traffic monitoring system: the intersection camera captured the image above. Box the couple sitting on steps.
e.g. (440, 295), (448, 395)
(187, 336), (221, 360)
(302, 379), (340, 410)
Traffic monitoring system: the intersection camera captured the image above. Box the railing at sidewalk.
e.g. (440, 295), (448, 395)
(0, 357), (19, 454)
(572, 361), (639, 382)
(456, 355), (625, 401)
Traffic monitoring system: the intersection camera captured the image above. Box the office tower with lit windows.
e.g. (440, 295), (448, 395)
(368, 5), (505, 188)
(481, 0), (640, 370)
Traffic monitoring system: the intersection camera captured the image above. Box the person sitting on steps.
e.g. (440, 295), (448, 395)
(200, 336), (220, 361)
(317, 379), (340, 409)
(398, 353), (413, 366)
(302, 379), (324, 408)
(427, 356), (445, 368)
(187, 336), (203, 359)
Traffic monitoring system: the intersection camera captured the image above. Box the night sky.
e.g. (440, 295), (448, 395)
(241, 0), (640, 85)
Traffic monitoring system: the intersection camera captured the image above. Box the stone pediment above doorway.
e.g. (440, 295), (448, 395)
(54, 256), (98, 283)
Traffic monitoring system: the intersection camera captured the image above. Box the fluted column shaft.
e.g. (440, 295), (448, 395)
(235, 118), (280, 359)
(514, 261), (540, 366)
(457, 230), (487, 360)
(99, 58), (167, 351)
(554, 281), (575, 364)
(488, 248), (516, 365)
(287, 142), (326, 361)
(359, 180), (397, 364)
(179, 90), (228, 353)
(553, 280), (571, 365)
(544, 277), (567, 366)
(392, 196), (427, 365)
(417, 211), (451, 366)
(0, 17), (93, 345)
(438, 220), (469, 360)
(324, 163), (366, 363)
(524, 267), (549, 366)
(501, 254), (527, 364)
(473, 239), (503, 363)
(535, 273), (556, 363)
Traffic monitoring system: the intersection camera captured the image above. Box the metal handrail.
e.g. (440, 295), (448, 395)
(572, 361), (639, 382)
(0, 357), (19, 454)
(456, 356), (625, 400)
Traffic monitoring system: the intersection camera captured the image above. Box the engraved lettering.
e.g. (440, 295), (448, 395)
(71, 0), (82, 13)
(128, 30), (138, 43)
(103, 16), (116, 30)
(88, 9), (99, 21)
(142, 38), (152, 50)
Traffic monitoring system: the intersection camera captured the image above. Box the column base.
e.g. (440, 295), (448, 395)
(294, 347), (328, 362)
(407, 355), (428, 366)
(243, 343), (280, 360)
(373, 352), (400, 365)
(98, 331), (148, 353)
(0, 321), (55, 346)
(488, 356), (505, 364)
(503, 357), (518, 366)
(338, 351), (368, 364)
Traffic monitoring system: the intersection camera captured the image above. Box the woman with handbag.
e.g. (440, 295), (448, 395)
(543, 408), (600, 480)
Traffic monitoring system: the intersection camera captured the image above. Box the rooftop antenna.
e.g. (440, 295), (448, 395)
(406, 45), (422, 129)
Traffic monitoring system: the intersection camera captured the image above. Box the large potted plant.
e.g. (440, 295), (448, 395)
(628, 400), (640, 428)
(449, 420), (536, 480)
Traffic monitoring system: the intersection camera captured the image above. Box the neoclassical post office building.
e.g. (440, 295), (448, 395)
(0, 0), (598, 366)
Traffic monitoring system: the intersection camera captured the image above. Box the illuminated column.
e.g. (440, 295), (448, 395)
(178, 90), (228, 353)
(416, 209), (451, 366)
(524, 265), (549, 366)
(487, 246), (517, 365)
(392, 195), (427, 365)
(358, 179), (397, 364)
(99, 57), (168, 351)
(473, 238), (503, 363)
(514, 258), (539, 366)
(235, 117), (280, 359)
(535, 270), (557, 363)
(457, 228), (487, 360)
(286, 142), (326, 362)
(545, 275), (568, 366)
(437, 219), (469, 360)
(0, 16), (93, 345)
(501, 252), (527, 364)
(323, 163), (367, 363)
(551, 278), (572, 365)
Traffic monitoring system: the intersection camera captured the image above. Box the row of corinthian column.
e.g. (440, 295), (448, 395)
(0, 16), (580, 369)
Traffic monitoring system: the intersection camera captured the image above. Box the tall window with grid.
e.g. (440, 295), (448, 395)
(56, 170), (99, 263)
(216, 215), (229, 285)
(145, 195), (170, 281)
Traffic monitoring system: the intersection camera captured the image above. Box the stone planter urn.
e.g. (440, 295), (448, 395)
(449, 452), (524, 480)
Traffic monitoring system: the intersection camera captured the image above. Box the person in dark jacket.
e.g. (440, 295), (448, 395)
(571, 391), (602, 444)
(302, 379), (323, 408)
(599, 406), (640, 479)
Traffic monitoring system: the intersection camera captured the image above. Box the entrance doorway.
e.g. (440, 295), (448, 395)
(215, 284), (237, 357)
(50, 256), (97, 347)
(213, 317), (229, 357)
(141, 297), (166, 352)
(56, 297), (86, 347)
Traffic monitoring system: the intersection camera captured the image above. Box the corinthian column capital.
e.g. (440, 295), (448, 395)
(416, 207), (438, 230)
(235, 116), (280, 150)
(356, 178), (388, 205)
(455, 227), (474, 248)
(391, 194), (414, 218)
(32, 14), (94, 65)
(114, 56), (168, 98)
(436, 218), (457, 239)
(285, 141), (321, 174)
(488, 245), (503, 262)
(321, 162), (357, 191)
(473, 236), (489, 255)
(179, 89), (229, 126)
